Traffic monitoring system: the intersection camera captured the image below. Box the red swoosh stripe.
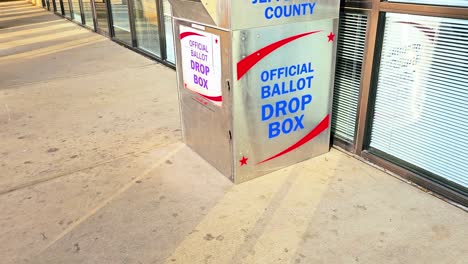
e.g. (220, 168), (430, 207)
(257, 114), (330, 165)
(196, 92), (222, 102)
(236, 31), (321, 80)
(180, 32), (205, 40)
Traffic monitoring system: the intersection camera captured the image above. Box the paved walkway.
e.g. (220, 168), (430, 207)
(1, 1), (467, 264)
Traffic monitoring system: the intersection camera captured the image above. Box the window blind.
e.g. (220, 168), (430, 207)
(387, 0), (468, 8)
(332, 12), (368, 142)
(370, 13), (468, 189)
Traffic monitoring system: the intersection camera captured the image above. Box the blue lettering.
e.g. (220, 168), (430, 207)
(275, 100), (287, 117)
(294, 115), (305, 131)
(274, 6), (282, 18)
(310, 2), (316, 14)
(265, 7), (273, 19)
(282, 118), (294, 134)
(301, 3), (308, 15)
(300, 63), (309, 75)
(269, 122), (281, 138)
(259, 63), (313, 82)
(262, 3), (317, 20)
(280, 81), (291, 95)
(267, 115), (306, 139)
(261, 85), (271, 99)
(272, 83), (281, 97)
(283, 5), (292, 18)
(301, 94), (312, 110)
(262, 104), (274, 121)
(261, 71), (269, 82)
(292, 4), (301, 16)
(259, 76), (314, 99)
(297, 78), (306, 90)
(305, 75), (314, 88)
(288, 97), (300, 114)
(289, 65), (297, 77)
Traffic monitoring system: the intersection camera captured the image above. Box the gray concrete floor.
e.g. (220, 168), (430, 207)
(1, 1), (467, 264)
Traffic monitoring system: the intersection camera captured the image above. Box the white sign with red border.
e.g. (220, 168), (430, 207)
(180, 25), (222, 107)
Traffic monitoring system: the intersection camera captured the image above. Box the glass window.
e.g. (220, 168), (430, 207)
(110, 0), (132, 44)
(62, 0), (71, 18)
(95, 0), (110, 35)
(70, 0), (82, 23)
(387, 0), (468, 7)
(163, 0), (174, 63)
(369, 13), (468, 189)
(133, 0), (161, 56)
(342, 0), (372, 8)
(332, 12), (368, 142)
(53, 0), (60, 13)
(82, 0), (95, 28)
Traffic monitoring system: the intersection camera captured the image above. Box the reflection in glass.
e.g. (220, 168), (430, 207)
(133, 0), (160, 56)
(82, 0), (94, 28)
(110, 0), (132, 44)
(95, 0), (110, 35)
(53, 0), (60, 13)
(163, 0), (174, 63)
(62, 0), (71, 18)
(370, 13), (468, 189)
(70, 0), (82, 23)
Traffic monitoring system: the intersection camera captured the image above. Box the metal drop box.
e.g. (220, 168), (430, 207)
(169, 0), (340, 183)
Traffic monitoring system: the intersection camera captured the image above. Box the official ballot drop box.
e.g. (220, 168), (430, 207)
(169, 0), (340, 183)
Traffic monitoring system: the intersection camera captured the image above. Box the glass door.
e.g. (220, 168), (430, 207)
(162, 0), (174, 63)
(132, 0), (160, 55)
(53, 0), (62, 14)
(62, 0), (72, 18)
(44, 0), (50, 10)
(82, 0), (95, 29)
(109, 0), (132, 44)
(70, 0), (82, 23)
(94, 0), (110, 36)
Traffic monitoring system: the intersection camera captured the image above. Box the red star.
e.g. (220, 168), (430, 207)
(239, 156), (248, 166)
(327, 32), (335, 42)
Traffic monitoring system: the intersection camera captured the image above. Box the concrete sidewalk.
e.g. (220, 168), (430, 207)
(1, 2), (467, 264)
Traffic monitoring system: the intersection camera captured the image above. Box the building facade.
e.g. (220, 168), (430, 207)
(33, 0), (175, 66)
(31, 0), (468, 206)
